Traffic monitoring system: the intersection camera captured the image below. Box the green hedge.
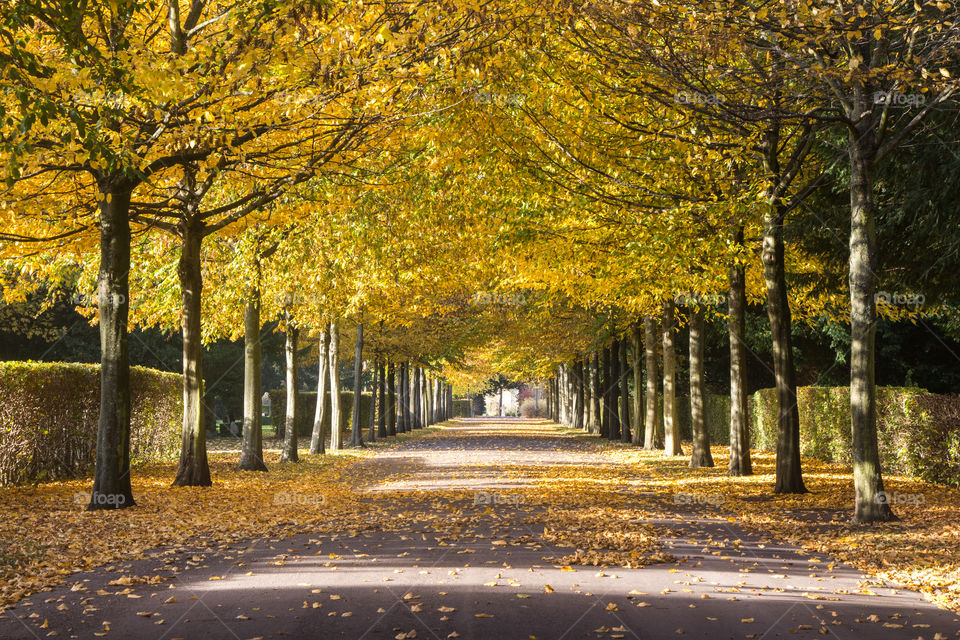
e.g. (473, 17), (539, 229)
(749, 386), (960, 486)
(452, 399), (471, 418)
(674, 393), (731, 446)
(268, 390), (468, 438)
(0, 361), (182, 486)
(267, 390), (375, 438)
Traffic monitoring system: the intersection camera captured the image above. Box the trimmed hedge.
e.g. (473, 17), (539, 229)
(452, 399), (471, 418)
(268, 390), (374, 439)
(674, 393), (731, 446)
(749, 386), (960, 486)
(0, 361), (182, 486)
(268, 390), (470, 438)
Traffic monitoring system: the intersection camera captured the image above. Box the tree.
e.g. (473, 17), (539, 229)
(350, 322), (365, 448)
(687, 306), (713, 468)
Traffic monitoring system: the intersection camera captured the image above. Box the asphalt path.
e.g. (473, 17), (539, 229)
(2, 419), (958, 640)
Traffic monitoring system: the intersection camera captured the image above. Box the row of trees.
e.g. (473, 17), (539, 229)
(2, 1), (959, 526)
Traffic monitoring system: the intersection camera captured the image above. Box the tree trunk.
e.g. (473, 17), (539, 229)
(410, 367), (421, 429)
(580, 362), (586, 429)
(591, 352), (601, 434)
(608, 341), (621, 441)
(728, 251), (753, 476)
(849, 122), (896, 523)
(350, 322), (364, 448)
(400, 362), (410, 432)
(368, 357), (378, 442)
(573, 360), (586, 431)
(173, 223), (211, 486)
(762, 205), (806, 493)
(309, 327), (329, 455)
(619, 339), (630, 443)
(412, 366), (421, 429)
(378, 358), (387, 437)
(631, 323), (643, 445)
(599, 348), (609, 438)
(280, 310), (300, 463)
(387, 361), (397, 436)
(238, 287), (268, 471)
(688, 307), (713, 467)
(423, 371), (435, 427)
(662, 300), (682, 456)
(328, 320), (342, 451)
(89, 183), (135, 509)
(643, 316), (660, 450)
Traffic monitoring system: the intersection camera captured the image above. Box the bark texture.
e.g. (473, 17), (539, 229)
(328, 320), (342, 451)
(849, 120), (896, 522)
(631, 323), (643, 445)
(662, 300), (682, 456)
(90, 185), (136, 509)
(762, 204), (806, 493)
(309, 327), (330, 455)
(688, 307), (713, 467)
(173, 223), (211, 486)
(350, 322), (364, 448)
(728, 255), (752, 476)
(280, 313), (299, 463)
(238, 288), (268, 471)
(643, 316), (660, 450)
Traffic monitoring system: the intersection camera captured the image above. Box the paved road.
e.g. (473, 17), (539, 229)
(2, 419), (958, 640)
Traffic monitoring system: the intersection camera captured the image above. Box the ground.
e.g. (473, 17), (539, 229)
(1, 418), (959, 639)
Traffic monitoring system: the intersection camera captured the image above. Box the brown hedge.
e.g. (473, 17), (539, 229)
(0, 361), (182, 486)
